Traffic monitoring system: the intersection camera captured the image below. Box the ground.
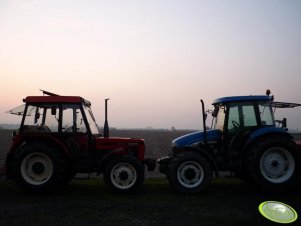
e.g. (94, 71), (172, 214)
(0, 177), (300, 226)
(0, 129), (300, 226)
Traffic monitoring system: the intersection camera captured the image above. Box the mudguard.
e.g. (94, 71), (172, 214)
(247, 127), (293, 146)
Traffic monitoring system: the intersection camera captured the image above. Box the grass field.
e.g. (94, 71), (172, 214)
(0, 177), (300, 226)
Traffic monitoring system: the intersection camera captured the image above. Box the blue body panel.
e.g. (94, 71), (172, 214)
(173, 130), (221, 147)
(212, 95), (272, 105)
(249, 127), (288, 141)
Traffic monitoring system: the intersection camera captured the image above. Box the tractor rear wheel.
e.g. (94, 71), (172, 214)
(104, 156), (144, 193)
(246, 135), (300, 192)
(167, 152), (212, 194)
(11, 142), (68, 194)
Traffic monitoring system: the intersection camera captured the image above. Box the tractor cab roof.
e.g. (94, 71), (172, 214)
(212, 95), (272, 105)
(23, 96), (91, 106)
(212, 95), (301, 109)
(6, 92), (92, 116)
(22, 90), (91, 106)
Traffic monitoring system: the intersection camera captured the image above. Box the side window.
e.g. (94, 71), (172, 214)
(62, 105), (87, 133)
(228, 105), (239, 130)
(23, 104), (59, 132)
(227, 102), (258, 130)
(259, 103), (274, 126)
(44, 106), (59, 132)
(242, 105), (257, 127)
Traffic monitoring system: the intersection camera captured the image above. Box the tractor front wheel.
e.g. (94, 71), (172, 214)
(104, 156), (144, 193)
(167, 152), (212, 194)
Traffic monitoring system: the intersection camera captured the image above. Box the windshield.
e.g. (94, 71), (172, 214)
(259, 102), (274, 126)
(82, 104), (100, 135)
(214, 105), (226, 131)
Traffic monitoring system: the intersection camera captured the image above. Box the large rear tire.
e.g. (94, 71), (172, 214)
(11, 142), (68, 194)
(104, 156), (144, 193)
(167, 152), (212, 194)
(246, 135), (300, 192)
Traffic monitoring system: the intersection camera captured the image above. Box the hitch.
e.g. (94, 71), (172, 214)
(143, 158), (156, 171)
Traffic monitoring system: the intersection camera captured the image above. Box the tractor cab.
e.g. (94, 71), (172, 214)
(211, 95), (301, 155)
(212, 95), (275, 155)
(9, 97), (99, 135)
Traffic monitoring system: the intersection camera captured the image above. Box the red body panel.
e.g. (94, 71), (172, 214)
(94, 137), (145, 161)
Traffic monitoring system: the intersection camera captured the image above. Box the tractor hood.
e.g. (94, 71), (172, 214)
(172, 130), (221, 147)
(94, 136), (145, 148)
(94, 136), (146, 161)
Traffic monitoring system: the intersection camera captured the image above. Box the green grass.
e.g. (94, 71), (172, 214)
(0, 177), (300, 226)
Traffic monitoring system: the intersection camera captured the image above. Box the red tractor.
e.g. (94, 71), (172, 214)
(5, 90), (155, 194)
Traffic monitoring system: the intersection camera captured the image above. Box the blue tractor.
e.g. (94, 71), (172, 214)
(158, 91), (301, 193)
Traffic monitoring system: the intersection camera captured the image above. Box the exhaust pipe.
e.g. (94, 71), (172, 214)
(200, 99), (208, 146)
(103, 98), (109, 138)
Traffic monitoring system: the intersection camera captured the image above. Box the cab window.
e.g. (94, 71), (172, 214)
(227, 102), (258, 130)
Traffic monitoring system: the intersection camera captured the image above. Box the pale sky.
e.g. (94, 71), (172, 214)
(1, 0), (301, 130)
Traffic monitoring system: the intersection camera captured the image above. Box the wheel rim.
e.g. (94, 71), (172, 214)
(177, 161), (204, 188)
(260, 147), (295, 183)
(21, 152), (53, 185)
(110, 163), (137, 190)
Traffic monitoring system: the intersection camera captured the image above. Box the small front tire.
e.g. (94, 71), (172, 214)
(167, 152), (212, 194)
(104, 156), (144, 193)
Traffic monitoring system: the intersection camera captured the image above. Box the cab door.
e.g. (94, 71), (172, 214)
(60, 104), (90, 156)
(224, 102), (259, 155)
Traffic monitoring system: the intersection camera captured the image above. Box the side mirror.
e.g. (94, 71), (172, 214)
(34, 112), (40, 124)
(212, 106), (219, 117)
(51, 107), (57, 115)
(275, 118), (287, 128)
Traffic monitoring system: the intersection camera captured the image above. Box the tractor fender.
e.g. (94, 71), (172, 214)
(10, 134), (72, 158)
(173, 146), (219, 177)
(245, 127), (293, 147)
(242, 127), (294, 156)
(95, 149), (127, 175)
(6, 134), (72, 178)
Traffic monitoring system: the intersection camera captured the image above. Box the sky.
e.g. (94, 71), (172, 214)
(0, 0), (301, 130)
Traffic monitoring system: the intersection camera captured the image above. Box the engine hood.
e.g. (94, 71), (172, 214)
(172, 130), (221, 147)
(94, 136), (146, 161)
(94, 136), (145, 147)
